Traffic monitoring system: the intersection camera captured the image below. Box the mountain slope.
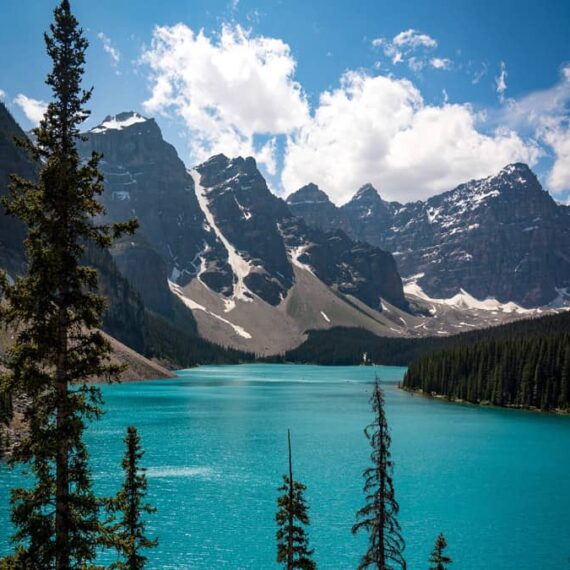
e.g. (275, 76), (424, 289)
(79, 114), (411, 354)
(287, 164), (570, 308)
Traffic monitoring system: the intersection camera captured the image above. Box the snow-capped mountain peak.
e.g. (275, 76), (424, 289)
(90, 112), (149, 134)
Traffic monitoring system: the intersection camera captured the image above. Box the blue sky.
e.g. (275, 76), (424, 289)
(1, 0), (569, 203)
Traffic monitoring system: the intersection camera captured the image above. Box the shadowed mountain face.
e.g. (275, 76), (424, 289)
(287, 164), (570, 307)
(78, 112), (231, 291)
(0, 103), (34, 277)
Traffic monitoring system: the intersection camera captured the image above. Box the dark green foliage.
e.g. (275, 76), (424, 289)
(429, 534), (452, 570)
(0, 1), (135, 567)
(403, 326), (570, 411)
(276, 430), (316, 570)
(271, 310), (570, 366)
(104, 427), (157, 569)
(353, 379), (406, 570)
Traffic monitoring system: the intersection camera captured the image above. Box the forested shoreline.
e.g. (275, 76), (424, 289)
(402, 326), (570, 412)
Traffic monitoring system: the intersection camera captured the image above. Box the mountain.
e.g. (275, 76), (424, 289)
(287, 164), (570, 308)
(0, 106), (250, 370)
(78, 112), (230, 292)
(78, 114), (413, 354)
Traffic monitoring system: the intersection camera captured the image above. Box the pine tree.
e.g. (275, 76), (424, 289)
(428, 533), (452, 570)
(104, 427), (157, 569)
(276, 430), (316, 570)
(352, 378), (406, 570)
(0, 1), (136, 567)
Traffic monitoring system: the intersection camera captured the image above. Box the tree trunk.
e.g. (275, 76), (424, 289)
(55, 308), (70, 570)
(376, 390), (386, 570)
(287, 429), (294, 570)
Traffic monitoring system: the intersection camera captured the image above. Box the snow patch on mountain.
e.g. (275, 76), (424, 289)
(404, 275), (533, 314)
(190, 169), (254, 307)
(169, 281), (252, 339)
(289, 245), (315, 275)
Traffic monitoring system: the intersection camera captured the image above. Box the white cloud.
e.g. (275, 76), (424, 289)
(496, 61), (507, 103)
(393, 29), (437, 49)
(13, 94), (48, 125)
(98, 32), (120, 65)
(430, 57), (452, 70)
(407, 57), (425, 72)
(0, 89), (6, 101)
(281, 71), (540, 204)
(373, 29), (449, 73)
(471, 62), (488, 84)
(544, 123), (570, 192)
(141, 23), (309, 174)
(138, 24), (565, 200)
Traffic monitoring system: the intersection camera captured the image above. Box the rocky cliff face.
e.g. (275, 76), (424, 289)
(191, 154), (408, 311)
(79, 114), (408, 313)
(193, 154), (294, 306)
(79, 112), (230, 289)
(0, 107), (240, 367)
(288, 164), (570, 307)
(0, 103), (34, 276)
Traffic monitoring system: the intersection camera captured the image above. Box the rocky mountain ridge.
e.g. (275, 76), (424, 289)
(287, 164), (570, 308)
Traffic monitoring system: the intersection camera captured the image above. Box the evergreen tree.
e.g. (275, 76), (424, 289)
(428, 533), (452, 570)
(276, 430), (316, 570)
(105, 427), (157, 569)
(352, 379), (406, 570)
(0, 1), (136, 567)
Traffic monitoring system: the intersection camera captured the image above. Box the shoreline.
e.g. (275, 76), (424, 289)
(400, 386), (570, 416)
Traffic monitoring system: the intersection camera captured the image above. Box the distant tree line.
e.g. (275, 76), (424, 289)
(269, 311), (570, 367)
(403, 328), (570, 411)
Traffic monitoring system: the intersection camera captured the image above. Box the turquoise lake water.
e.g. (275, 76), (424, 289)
(0, 364), (569, 568)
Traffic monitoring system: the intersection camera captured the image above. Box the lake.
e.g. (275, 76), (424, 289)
(0, 364), (569, 568)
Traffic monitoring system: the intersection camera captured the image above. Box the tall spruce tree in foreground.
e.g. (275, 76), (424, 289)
(352, 378), (406, 570)
(428, 533), (452, 570)
(276, 430), (316, 570)
(0, 1), (136, 567)
(105, 427), (157, 569)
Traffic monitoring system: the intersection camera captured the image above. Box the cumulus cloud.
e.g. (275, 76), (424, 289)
(13, 94), (48, 125)
(141, 23), (309, 174)
(496, 61), (507, 102)
(281, 71), (540, 204)
(98, 32), (120, 65)
(139, 23), (564, 200)
(0, 89), (6, 101)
